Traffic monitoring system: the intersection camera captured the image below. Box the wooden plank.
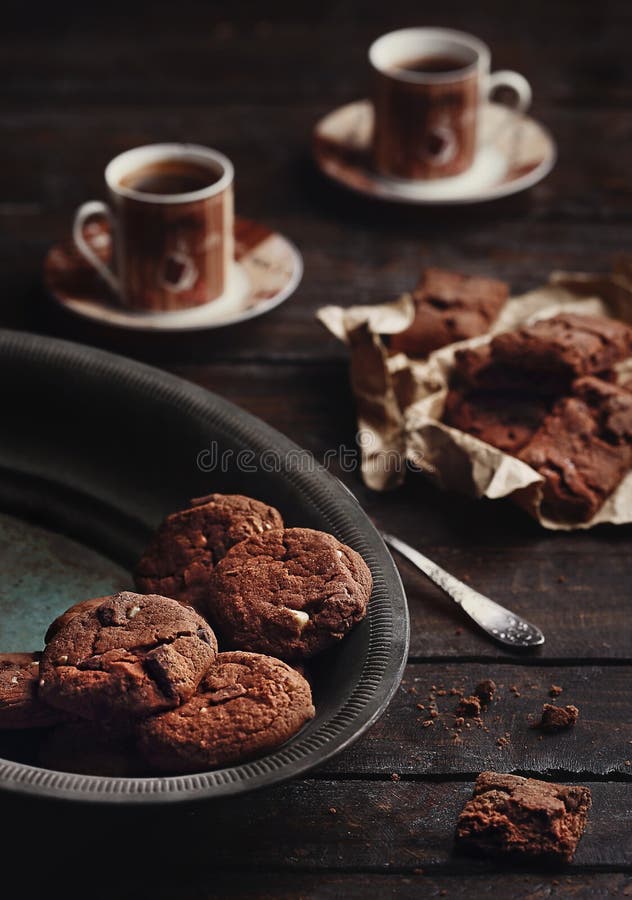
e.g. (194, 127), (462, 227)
(2, 780), (630, 873)
(1, 3), (631, 109)
(84, 872), (632, 900)
(320, 663), (632, 777)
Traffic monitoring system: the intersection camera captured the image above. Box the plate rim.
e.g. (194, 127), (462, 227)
(44, 218), (304, 332)
(0, 329), (409, 804)
(313, 98), (557, 206)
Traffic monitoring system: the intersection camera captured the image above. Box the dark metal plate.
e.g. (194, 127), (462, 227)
(0, 330), (409, 804)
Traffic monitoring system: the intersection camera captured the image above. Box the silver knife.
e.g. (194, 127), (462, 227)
(381, 532), (545, 650)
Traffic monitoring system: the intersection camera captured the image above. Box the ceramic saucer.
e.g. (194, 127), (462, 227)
(313, 100), (556, 205)
(44, 218), (303, 331)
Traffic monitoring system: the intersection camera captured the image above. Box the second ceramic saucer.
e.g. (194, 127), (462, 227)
(44, 218), (303, 332)
(313, 100), (556, 205)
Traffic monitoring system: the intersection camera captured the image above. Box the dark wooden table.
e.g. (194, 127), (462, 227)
(2, 1), (632, 896)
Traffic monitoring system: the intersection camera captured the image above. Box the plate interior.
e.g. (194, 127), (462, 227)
(0, 332), (406, 799)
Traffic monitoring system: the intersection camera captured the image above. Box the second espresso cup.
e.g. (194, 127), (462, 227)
(370, 28), (532, 180)
(73, 143), (234, 311)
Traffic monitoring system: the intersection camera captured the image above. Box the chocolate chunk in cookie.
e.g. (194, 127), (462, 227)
(0, 652), (66, 729)
(39, 720), (144, 777)
(207, 527), (372, 659)
(39, 592), (218, 723)
(134, 494), (283, 611)
(456, 771), (591, 863)
(390, 268), (508, 358)
(137, 651), (315, 773)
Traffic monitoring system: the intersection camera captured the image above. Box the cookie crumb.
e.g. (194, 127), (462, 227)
(328, 807), (337, 815)
(496, 735), (510, 748)
(391, 772), (401, 782)
(455, 695), (481, 718)
(422, 720), (434, 728)
(474, 679), (496, 705)
(549, 684), (563, 697)
(533, 704), (579, 732)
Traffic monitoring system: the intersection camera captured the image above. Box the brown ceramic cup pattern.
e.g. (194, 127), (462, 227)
(370, 28), (532, 181)
(73, 144), (234, 311)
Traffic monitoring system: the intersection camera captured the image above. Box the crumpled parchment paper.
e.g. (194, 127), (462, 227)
(318, 264), (632, 530)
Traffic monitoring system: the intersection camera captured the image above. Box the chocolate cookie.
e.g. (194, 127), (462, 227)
(137, 651), (315, 773)
(39, 721), (144, 777)
(39, 592), (218, 723)
(0, 652), (66, 729)
(390, 268), (508, 358)
(134, 494), (284, 611)
(456, 771), (591, 863)
(207, 527), (372, 659)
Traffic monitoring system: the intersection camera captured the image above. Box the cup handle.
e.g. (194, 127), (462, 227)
(72, 201), (120, 294)
(486, 70), (532, 113)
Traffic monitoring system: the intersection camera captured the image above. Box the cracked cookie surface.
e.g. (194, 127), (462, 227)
(0, 652), (67, 729)
(134, 493), (284, 611)
(207, 527), (372, 659)
(39, 592), (218, 723)
(137, 650), (315, 772)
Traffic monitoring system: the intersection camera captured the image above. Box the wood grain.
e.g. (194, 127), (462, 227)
(320, 663), (632, 777)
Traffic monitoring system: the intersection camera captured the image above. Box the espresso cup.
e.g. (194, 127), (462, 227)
(370, 28), (532, 180)
(73, 143), (234, 311)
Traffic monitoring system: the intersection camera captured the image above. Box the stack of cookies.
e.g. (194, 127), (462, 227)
(0, 494), (372, 776)
(443, 312), (632, 522)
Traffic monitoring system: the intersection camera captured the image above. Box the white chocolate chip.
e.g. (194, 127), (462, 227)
(286, 609), (310, 630)
(199, 707), (208, 713)
(336, 549), (343, 558)
(39, 678), (45, 687)
(58, 655), (68, 664)
(127, 605), (141, 619)
(10, 676), (18, 684)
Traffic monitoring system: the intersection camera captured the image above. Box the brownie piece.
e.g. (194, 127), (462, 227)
(519, 376), (632, 522)
(491, 313), (632, 381)
(389, 268), (508, 357)
(534, 704), (579, 732)
(443, 389), (549, 453)
(455, 772), (591, 863)
(452, 344), (569, 396)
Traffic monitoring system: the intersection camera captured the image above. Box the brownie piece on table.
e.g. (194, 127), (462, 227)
(443, 389), (549, 454)
(491, 313), (632, 381)
(519, 376), (632, 522)
(455, 772), (591, 863)
(389, 268), (508, 357)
